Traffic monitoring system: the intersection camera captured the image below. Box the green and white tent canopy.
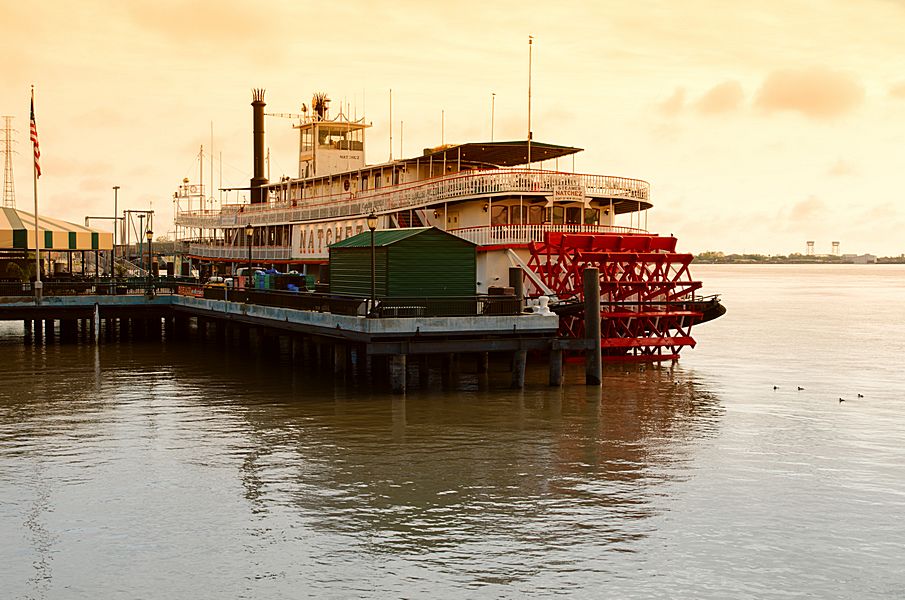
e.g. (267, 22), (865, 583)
(0, 207), (113, 252)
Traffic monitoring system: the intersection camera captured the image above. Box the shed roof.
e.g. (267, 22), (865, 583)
(0, 207), (113, 251)
(329, 227), (476, 249)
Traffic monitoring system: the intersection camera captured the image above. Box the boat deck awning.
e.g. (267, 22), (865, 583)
(0, 207), (113, 252)
(409, 140), (582, 168)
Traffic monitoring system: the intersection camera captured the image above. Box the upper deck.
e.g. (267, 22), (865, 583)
(176, 168), (652, 229)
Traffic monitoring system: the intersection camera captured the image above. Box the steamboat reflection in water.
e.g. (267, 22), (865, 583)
(0, 330), (723, 593)
(182, 340), (725, 555)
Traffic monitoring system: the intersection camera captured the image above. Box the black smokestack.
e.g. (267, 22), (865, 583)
(250, 88), (267, 204)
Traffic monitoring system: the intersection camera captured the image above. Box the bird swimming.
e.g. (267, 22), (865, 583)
(839, 398), (845, 403)
(797, 386), (805, 391)
(857, 393), (864, 398)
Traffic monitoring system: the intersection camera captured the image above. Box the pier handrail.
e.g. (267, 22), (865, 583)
(176, 169), (651, 229)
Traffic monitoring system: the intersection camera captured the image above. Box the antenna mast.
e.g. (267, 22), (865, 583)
(389, 89), (393, 161)
(1, 116), (15, 208)
(527, 35), (533, 167)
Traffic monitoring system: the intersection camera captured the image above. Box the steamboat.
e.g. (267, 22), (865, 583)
(175, 89), (723, 362)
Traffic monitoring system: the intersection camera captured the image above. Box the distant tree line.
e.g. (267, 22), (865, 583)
(693, 251), (905, 264)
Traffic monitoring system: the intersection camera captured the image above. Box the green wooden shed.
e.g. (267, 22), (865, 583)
(328, 227), (476, 298)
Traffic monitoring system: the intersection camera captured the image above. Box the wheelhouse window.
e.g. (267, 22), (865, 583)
(300, 129), (313, 153)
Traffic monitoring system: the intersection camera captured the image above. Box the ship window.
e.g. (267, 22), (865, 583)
(528, 205), (544, 224)
(584, 208), (599, 225)
(551, 206), (565, 224)
(491, 205), (508, 225)
(566, 207), (582, 224)
(300, 129), (313, 153)
(511, 205), (528, 224)
(360, 175), (368, 191)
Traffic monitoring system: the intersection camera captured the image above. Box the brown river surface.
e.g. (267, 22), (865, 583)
(2, 265), (904, 598)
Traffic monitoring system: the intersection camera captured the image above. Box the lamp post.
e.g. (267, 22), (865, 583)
(245, 223), (254, 289)
(145, 229), (153, 292)
(112, 186), (119, 280)
(367, 212), (377, 316)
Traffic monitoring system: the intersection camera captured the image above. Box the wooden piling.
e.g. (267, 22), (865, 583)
(389, 354), (407, 394)
(583, 267), (602, 386)
(549, 347), (563, 386)
(511, 348), (527, 389)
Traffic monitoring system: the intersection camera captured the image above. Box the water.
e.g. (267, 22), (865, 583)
(1, 265), (904, 599)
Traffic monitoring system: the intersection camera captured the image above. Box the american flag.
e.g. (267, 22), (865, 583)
(30, 96), (41, 178)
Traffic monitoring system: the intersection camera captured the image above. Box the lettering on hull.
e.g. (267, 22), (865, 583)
(296, 218), (367, 259)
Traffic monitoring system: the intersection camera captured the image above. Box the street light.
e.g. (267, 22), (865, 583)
(245, 223), (254, 289)
(367, 213), (377, 316)
(145, 229), (153, 292)
(112, 186), (119, 280)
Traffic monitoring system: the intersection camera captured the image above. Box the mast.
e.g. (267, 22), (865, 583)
(527, 35), (533, 167)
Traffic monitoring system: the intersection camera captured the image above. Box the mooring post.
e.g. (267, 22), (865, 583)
(418, 354), (430, 387)
(333, 343), (347, 378)
(509, 266), (524, 311)
(549, 346), (563, 386)
(389, 354), (407, 394)
(441, 353), (456, 388)
(477, 352), (489, 374)
(511, 347), (527, 389)
(583, 267), (602, 386)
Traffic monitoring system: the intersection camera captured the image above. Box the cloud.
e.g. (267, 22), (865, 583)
(694, 81), (744, 114)
(890, 81), (905, 99)
(657, 87), (686, 116)
(827, 159), (856, 176)
(754, 67), (864, 119)
(787, 195), (825, 222)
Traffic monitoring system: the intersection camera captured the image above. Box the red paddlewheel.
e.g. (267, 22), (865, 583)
(526, 232), (704, 362)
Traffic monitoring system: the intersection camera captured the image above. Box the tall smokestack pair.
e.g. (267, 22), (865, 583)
(250, 88), (267, 204)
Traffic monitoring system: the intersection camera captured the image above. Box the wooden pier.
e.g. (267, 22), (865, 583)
(0, 287), (603, 393)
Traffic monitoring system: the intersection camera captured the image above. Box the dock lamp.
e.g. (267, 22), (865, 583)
(367, 212), (377, 317)
(145, 229), (153, 292)
(245, 223), (254, 288)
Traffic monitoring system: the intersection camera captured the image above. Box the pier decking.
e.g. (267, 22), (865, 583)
(0, 291), (569, 392)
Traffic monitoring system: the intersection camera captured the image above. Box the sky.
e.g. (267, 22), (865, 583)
(2, 0), (904, 256)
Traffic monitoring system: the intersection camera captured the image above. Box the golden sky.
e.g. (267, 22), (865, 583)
(2, 0), (904, 255)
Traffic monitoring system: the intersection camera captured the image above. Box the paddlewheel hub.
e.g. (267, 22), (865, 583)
(526, 232), (704, 362)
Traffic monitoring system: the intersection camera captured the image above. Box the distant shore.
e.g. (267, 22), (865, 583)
(693, 252), (905, 264)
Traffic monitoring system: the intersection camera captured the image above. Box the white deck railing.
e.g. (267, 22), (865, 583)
(176, 169), (651, 229)
(182, 224), (651, 262)
(450, 224), (648, 246)
(185, 244), (292, 260)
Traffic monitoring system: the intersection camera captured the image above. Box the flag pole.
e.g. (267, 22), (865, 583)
(31, 85), (42, 303)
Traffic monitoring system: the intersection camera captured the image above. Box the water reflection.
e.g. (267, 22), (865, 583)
(0, 325), (723, 596)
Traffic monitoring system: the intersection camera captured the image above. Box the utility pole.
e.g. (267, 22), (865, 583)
(1, 116), (15, 208)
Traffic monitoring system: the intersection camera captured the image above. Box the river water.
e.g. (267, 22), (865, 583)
(1, 265), (904, 599)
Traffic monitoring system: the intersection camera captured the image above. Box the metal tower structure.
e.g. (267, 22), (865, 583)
(1, 116), (15, 208)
